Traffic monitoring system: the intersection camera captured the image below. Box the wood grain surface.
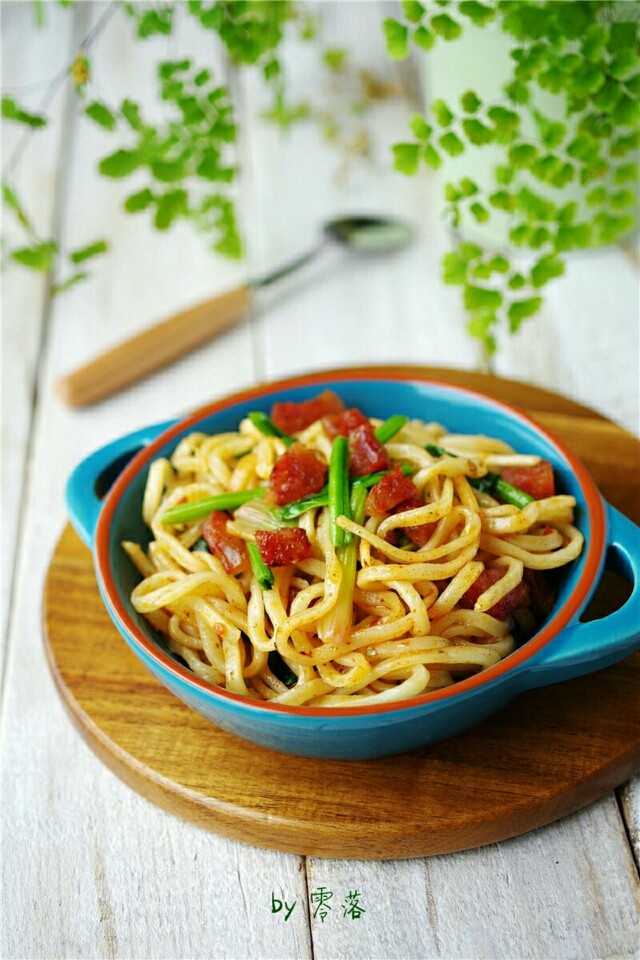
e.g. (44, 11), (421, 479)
(43, 369), (640, 861)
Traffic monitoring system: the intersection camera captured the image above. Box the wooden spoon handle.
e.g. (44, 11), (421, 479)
(56, 285), (252, 407)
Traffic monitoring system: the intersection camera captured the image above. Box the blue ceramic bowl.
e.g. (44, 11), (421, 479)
(66, 369), (640, 760)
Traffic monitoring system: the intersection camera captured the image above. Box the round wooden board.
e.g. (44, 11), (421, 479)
(44, 369), (640, 860)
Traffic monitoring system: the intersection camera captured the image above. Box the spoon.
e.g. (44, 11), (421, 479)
(56, 214), (414, 407)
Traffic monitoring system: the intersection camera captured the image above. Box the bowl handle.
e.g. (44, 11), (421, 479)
(66, 420), (175, 548)
(522, 504), (640, 688)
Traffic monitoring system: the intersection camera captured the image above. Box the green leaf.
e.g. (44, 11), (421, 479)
(549, 163), (574, 189)
(581, 23), (607, 63)
(555, 223), (592, 251)
(401, 0), (425, 23)
(136, 7), (173, 38)
(613, 163), (638, 186)
(612, 95), (640, 128)
(470, 202), (489, 223)
(445, 183), (461, 202)
(625, 72), (640, 97)
(489, 190), (516, 212)
(610, 189), (637, 212)
(431, 13), (462, 41)
(458, 1), (495, 26)
(487, 106), (520, 130)
(594, 212), (636, 244)
(154, 189), (188, 230)
(570, 63), (605, 99)
(1, 96), (47, 128)
(610, 49), (638, 81)
(442, 250), (468, 284)
(459, 177), (479, 197)
(504, 80), (529, 105)
(507, 297), (542, 332)
(530, 255), (564, 288)
(52, 271), (89, 294)
(150, 156), (188, 183)
(409, 113), (432, 140)
(508, 273), (526, 290)
(607, 22), (638, 54)
(467, 313), (497, 353)
(392, 143), (421, 175)
(508, 143), (537, 168)
(121, 99), (144, 131)
(464, 285), (502, 312)
(11, 240), (57, 271)
(2, 182), (31, 229)
(509, 224), (531, 246)
(85, 101), (117, 131)
(461, 117), (493, 146)
(459, 242), (483, 260)
(495, 165), (515, 186)
(124, 188), (155, 212)
(69, 239), (109, 264)
(413, 25), (436, 51)
(383, 18), (409, 60)
(99, 149), (141, 178)
(533, 111), (566, 149)
(439, 131), (465, 156)
(517, 187), (556, 223)
(432, 99), (454, 127)
(423, 144), (442, 169)
(323, 47), (347, 72)
(460, 90), (482, 113)
(585, 186), (608, 208)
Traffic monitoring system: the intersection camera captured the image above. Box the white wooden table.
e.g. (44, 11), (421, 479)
(2, 3), (639, 957)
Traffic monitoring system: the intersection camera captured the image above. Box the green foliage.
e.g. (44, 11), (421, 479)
(2, 97), (47, 128)
(388, 0), (640, 357)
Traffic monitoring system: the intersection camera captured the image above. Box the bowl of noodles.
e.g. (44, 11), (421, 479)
(66, 368), (640, 759)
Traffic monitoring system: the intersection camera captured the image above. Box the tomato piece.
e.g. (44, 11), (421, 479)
(459, 567), (531, 620)
(349, 423), (391, 476)
(323, 407), (370, 440)
(499, 460), (556, 500)
(266, 442), (328, 506)
(270, 390), (345, 435)
(365, 466), (417, 515)
(201, 511), (249, 575)
(255, 528), (314, 566)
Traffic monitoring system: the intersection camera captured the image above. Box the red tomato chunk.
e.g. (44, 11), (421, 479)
(459, 567), (531, 620)
(202, 511), (249, 575)
(322, 407), (369, 439)
(270, 390), (345, 435)
(349, 423), (391, 476)
(266, 442), (328, 505)
(365, 466), (417, 514)
(500, 460), (555, 500)
(255, 528), (314, 566)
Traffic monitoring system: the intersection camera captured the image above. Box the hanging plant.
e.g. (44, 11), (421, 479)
(386, 0), (640, 358)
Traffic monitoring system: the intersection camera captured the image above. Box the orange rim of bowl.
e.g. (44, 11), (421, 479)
(95, 368), (606, 718)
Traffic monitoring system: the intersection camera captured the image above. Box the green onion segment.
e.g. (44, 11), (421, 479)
(161, 487), (266, 524)
(248, 411), (295, 446)
(328, 435), (351, 547)
(247, 541), (275, 590)
(375, 414), (408, 444)
(425, 444), (534, 508)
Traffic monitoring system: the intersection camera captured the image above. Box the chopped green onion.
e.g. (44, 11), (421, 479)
(191, 537), (210, 552)
(375, 414), (409, 443)
(328, 435), (350, 547)
(247, 541), (274, 590)
(161, 487), (266, 524)
(268, 651), (297, 688)
(248, 411), (296, 446)
(277, 464), (414, 520)
(426, 444), (534, 508)
(320, 483), (367, 644)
